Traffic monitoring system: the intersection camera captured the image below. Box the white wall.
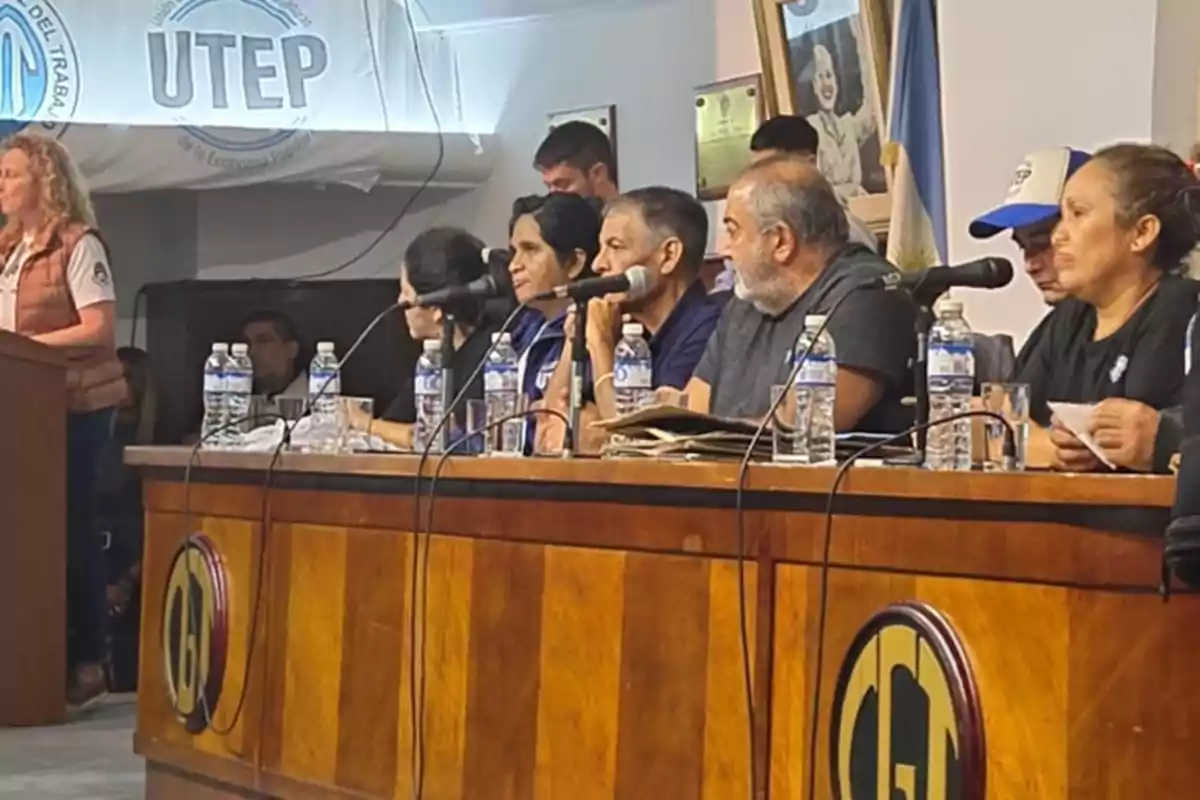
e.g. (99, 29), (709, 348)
(940, 0), (1159, 344)
(444, 0), (719, 242)
(95, 191), (198, 348)
(193, 183), (463, 280)
(1152, 0), (1200, 153)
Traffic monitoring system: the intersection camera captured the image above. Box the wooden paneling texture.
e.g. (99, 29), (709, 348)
(130, 451), (1195, 799)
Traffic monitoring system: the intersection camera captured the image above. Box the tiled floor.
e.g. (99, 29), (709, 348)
(0, 695), (143, 799)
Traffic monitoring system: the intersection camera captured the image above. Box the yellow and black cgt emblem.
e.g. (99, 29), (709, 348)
(830, 602), (985, 800)
(161, 535), (229, 735)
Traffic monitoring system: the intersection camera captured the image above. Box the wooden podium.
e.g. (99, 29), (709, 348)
(0, 330), (66, 727)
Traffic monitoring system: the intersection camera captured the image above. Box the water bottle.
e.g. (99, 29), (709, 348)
(926, 299), (975, 471)
(200, 343), (230, 449)
(413, 340), (445, 453)
(226, 343), (254, 441)
(793, 315), (837, 465)
(613, 322), (653, 416)
(484, 332), (522, 455)
(308, 341), (342, 453)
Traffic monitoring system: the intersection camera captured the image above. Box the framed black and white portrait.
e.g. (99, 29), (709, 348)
(755, 0), (893, 231)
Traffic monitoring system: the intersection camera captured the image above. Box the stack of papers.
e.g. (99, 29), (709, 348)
(593, 405), (914, 462)
(596, 405), (769, 460)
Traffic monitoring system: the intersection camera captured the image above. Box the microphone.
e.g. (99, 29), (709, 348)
(876, 257), (1014, 295)
(413, 273), (505, 308)
(534, 265), (652, 303)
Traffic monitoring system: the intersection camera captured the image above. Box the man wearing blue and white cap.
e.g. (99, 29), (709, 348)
(969, 147), (1091, 306)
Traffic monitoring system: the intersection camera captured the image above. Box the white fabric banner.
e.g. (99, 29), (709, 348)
(0, 0), (482, 190)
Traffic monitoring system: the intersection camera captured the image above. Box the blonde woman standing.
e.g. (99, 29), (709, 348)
(0, 134), (124, 709)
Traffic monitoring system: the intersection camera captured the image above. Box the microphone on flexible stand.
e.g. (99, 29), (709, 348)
(877, 257), (1014, 466)
(412, 272), (508, 308)
(551, 266), (653, 457)
(873, 256), (1015, 297)
(534, 266), (652, 304)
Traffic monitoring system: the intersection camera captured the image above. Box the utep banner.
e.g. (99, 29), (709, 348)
(0, 0), (466, 190)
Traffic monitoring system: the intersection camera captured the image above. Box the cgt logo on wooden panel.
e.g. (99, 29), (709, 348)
(161, 535), (229, 735)
(830, 602), (985, 800)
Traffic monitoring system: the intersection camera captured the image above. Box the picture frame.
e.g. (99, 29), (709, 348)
(753, 0), (893, 232)
(694, 75), (765, 201)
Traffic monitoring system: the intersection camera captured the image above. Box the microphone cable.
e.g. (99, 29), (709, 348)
(406, 301), (546, 799)
(177, 302), (402, 738)
(802, 410), (1015, 800)
(730, 286), (866, 796)
(407, 407), (571, 799)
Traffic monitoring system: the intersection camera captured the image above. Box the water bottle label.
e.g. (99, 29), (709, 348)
(309, 370), (340, 395)
(614, 361), (652, 389)
(228, 374), (253, 394)
(415, 372), (443, 396)
(928, 344), (972, 378)
(796, 355), (835, 387)
(484, 365), (517, 392)
(204, 373), (225, 392)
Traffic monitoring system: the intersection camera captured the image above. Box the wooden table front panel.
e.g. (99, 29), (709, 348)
(770, 565), (1200, 800)
(138, 509), (759, 799)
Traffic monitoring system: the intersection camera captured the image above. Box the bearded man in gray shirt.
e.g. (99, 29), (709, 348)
(682, 155), (915, 432)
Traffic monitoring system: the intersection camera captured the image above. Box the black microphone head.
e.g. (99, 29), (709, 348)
(984, 257), (1015, 288)
(483, 247), (513, 271)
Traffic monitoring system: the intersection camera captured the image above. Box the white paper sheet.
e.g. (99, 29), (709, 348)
(1048, 402), (1117, 469)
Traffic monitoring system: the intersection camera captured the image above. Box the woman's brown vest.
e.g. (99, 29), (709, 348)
(10, 223), (126, 412)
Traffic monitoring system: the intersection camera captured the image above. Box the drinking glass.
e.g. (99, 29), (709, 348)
(979, 383), (1030, 471)
(456, 399), (488, 456)
(770, 384), (804, 463)
(336, 397), (375, 453)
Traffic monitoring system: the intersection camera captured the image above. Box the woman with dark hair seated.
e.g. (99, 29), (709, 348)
(507, 193), (602, 403)
(351, 226), (510, 449)
(1019, 143), (1200, 469)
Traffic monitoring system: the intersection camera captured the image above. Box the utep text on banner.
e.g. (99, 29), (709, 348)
(0, 0), (468, 190)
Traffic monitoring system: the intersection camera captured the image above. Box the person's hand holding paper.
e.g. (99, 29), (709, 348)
(1049, 402), (1116, 471)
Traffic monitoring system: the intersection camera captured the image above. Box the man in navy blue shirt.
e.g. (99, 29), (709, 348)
(538, 187), (725, 451)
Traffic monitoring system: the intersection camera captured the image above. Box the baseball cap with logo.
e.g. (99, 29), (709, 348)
(969, 147), (1091, 239)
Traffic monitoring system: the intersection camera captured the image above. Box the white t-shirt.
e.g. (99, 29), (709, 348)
(0, 232), (115, 332)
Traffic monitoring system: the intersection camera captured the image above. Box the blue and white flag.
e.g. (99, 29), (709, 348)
(884, 0), (947, 270)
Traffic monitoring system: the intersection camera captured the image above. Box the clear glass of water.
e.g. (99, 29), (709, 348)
(770, 383), (805, 463)
(980, 382), (1030, 471)
(457, 399), (487, 456)
(335, 397), (375, 453)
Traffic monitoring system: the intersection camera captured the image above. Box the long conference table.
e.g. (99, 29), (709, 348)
(126, 447), (1200, 799)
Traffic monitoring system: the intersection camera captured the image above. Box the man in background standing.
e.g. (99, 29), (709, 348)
(534, 120), (619, 202)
